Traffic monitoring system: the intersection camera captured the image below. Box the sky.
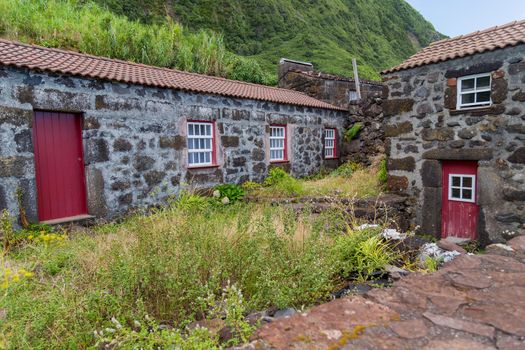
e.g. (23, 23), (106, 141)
(405, 0), (525, 37)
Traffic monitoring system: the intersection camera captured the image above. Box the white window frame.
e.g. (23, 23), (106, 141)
(187, 121), (214, 167)
(448, 174), (476, 203)
(269, 125), (286, 162)
(456, 73), (492, 110)
(324, 128), (336, 159)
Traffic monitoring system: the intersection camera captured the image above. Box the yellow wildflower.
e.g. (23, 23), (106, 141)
(23, 271), (34, 278)
(11, 274), (20, 282)
(28, 235), (33, 240)
(0, 281), (8, 289)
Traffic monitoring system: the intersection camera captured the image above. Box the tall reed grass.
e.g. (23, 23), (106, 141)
(0, 0), (276, 85)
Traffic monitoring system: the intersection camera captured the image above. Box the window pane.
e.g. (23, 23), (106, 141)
(205, 139), (211, 149)
(206, 125), (211, 136)
(188, 124), (194, 135)
(476, 91), (491, 103)
(205, 152), (210, 163)
(452, 176), (461, 187)
(461, 78), (475, 91)
(461, 93), (476, 104)
(463, 177), (472, 188)
(452, 188), (461, 198)
(477, 75), (490, 88)
(462, 189), (472, 200)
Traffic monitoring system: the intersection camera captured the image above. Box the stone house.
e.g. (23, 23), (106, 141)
(0, 40), (347, 225)
(278, 58), (386, 164)
(382, 20), (525, 244)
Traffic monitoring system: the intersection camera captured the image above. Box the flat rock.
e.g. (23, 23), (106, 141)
(390, 319), (429, 339)
(423, 338), (496, 350)
(463, 304), (525, 336)
(437, 238), (467, 254)
(445, 271), (493, 289)
(423, 312), (495, 338)
(508, 235), (525, 254)
(496, 334), (525, 350)
(253, 296), (399, 349)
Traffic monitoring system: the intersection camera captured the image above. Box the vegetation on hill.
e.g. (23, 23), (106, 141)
(0, 0), (275, 84)
(92, 0), (445, 80)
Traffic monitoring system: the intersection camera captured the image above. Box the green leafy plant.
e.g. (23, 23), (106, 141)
(330, 227), (397, 281)
(0, 210), (14, 252)
(172, 191), (210, 211)
(241, 181), (262, 192)
(263, 167), (289, 187)
(330, 161), (362, 178)
(378, 158), (388, 184)
(215, 184), (245, 203)
(344, 123), (362, 141)
(92, 315), (219, 350)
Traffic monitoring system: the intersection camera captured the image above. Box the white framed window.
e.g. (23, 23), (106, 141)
(269, 125), (286, 161)
(448, 174), (476, 203)
(457, 73), (492, 110)
(187, 121), (214, 166)
(324, 128), (336, 158)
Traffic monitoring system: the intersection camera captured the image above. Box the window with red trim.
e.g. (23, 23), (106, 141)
(187, 121), (215, 166)
(324, 128), (336, 158)
(269, 125), (287, 161)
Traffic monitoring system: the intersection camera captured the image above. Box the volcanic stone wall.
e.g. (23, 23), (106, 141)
(279, 69), (387, 165)
(0, 66), (348, 223)
(382, 44), (525, 243)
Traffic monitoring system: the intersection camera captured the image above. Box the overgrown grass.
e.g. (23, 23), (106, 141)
(248, 163), (384, 199)
(0, 0), (275, 85)
(0, 196), (399, 349)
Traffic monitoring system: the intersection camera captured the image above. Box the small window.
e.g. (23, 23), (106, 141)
(269, 125), (287, 161)
(448, 174), (476, 203)
(457, 73), (492, 110)
(324, 128), (336, 159)
(187, 121), (214, 167)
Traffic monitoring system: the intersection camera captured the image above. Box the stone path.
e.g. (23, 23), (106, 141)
(238, 238), (525, 349)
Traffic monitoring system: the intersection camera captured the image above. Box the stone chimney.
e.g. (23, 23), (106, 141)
(278, 58), (314, 84)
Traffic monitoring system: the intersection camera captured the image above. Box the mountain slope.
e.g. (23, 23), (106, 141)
(94, 0), (444, 79)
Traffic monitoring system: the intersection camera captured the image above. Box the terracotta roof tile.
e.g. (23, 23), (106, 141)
(0, 39), (345, 111)
(383, 19), (525, 74)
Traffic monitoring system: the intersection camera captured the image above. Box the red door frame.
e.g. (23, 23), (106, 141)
(441, 160), (479, 240)
(32, 111), (88, 222)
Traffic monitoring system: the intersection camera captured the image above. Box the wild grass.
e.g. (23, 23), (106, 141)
(247, 163), (384, 199)
(0, 0), (275, 85)
(0, 195), (398, 349)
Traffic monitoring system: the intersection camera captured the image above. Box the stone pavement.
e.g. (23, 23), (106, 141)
(237, 238), (525, 349)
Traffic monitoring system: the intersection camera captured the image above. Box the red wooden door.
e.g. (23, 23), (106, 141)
(33, 111), (87, 222)
(441, 160), (478, 240)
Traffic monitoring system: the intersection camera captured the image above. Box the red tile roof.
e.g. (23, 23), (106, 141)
(0, 39), (345, 111)
(383, 19), (525, 74)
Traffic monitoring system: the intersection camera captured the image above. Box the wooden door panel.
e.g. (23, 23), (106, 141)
(33, 111), (87, 221)
(441, 161), (478, 240)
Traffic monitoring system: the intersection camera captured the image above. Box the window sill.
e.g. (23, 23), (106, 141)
(270, 160), (289, 164)
(187, 164), (220, 170)
(324, 157), (339, 160)
(449, 106), (493, 115)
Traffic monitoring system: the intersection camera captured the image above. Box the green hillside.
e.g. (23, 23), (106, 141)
(92, 0), (445, 80)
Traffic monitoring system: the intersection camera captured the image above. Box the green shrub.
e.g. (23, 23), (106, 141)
(330, 227), (396, 281)
(215, 184), (245, 203)
(263, 167), (289, 187)
(241, 181), (262, 192)
(330, 161), (362, 178)
(378, 158), (388, 184)
(263, 168), (303, 197)
(344, 123), (363, 141)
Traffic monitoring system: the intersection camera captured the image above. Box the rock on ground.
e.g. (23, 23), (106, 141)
(234, 248), (525, 349)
